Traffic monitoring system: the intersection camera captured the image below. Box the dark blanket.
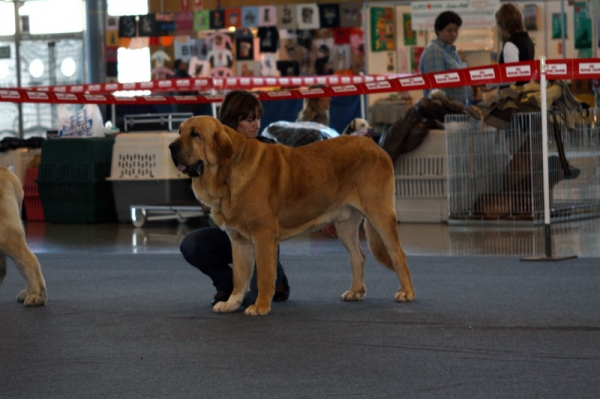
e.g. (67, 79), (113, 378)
(379, 93), (465, 162)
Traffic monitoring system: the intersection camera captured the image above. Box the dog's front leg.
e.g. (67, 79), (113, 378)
(244, 233), (278, 316)
(212, 235), (254, 313)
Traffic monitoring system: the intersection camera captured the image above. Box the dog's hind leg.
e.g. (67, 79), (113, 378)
(3, 233), (46, 306)
(364, 210), (415, 302)
(335, 209), (367, 301)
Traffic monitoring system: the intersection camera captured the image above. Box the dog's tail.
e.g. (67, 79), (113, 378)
(364, 219), (394, 271)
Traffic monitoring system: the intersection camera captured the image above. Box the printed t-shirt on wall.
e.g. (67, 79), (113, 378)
(236, 28), (255, 60)
(138, 14), (157, 37)
(118, 16), (137, 37)
(194, 10), (210, 31)
(296, 4), (320, 30)
(225, 8), (242, 29)
(210, 10), (225, 30)
(242, 7), (259, 28)
(276, 61), (300, 76)
(340, 3), (362, 28)
(258, 26), (279, 53)
(277, 5), (297, 30)
(258, 6), (277, 27)
(319, 4), (340, 28)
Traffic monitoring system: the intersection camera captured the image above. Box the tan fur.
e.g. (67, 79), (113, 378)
(171, 116), (414, 316)
(0, 167), (46, 306)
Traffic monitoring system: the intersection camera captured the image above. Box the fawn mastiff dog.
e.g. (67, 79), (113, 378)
(169, 116), (414, 316)
(0, 167), (46, 306)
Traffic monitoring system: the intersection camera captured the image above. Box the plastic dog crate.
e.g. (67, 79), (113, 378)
(0, 148), (42, 185)
(394, 129), (448, 223)
(107, 132), (197, 223)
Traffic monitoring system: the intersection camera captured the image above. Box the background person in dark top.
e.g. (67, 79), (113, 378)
(495, 3), (535, 67)
(173, 59), (191, 79)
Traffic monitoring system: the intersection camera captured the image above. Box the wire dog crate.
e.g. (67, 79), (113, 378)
(394, 129), (448, 223)
(446, 109), (600, 225)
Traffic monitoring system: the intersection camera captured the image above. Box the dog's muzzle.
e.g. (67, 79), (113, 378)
(169, 142), (204, 177)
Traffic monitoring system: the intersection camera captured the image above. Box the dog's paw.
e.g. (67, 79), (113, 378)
(341, 290), (366, 301)
(395, 289), (415, 302)
(18, 290), (47, 307)
(212, 300), (240, 313)
(243, 304), (271, 316)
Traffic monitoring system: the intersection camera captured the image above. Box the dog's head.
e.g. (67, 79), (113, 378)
(169, 116), (234, 178)
(343, 118), (371, 135)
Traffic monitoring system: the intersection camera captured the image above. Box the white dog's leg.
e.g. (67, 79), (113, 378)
(8, 235), (47, 306)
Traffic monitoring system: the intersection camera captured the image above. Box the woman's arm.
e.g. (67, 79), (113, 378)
(502, 42), (520, 63)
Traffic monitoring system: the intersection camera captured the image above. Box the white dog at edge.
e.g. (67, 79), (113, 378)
(0, 167), (46, 306)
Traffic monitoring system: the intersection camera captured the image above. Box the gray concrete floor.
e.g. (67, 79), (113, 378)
(2, 217), (598, 398)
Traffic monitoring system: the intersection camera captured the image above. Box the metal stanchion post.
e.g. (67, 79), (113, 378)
(522, 57), (577, 261)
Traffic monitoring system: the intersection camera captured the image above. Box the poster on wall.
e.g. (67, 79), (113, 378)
(397, 47), (410, 73)
(386, 52), (396, 72)
(411, 0), (499, 30)
(574, 2), (592, 49)
(410, 46), (424, 73)
(552, 13), (567, 39)
(403, 14), (416, 46)
(370, 7), (395, 52)
(523, 4), (538, 31)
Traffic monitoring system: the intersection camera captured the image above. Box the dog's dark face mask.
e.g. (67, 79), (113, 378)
(169, 131), (205, 177)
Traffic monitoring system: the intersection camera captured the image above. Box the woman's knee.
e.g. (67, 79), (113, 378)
(180, 229), (211, 267)
(180, 227), (230, 269)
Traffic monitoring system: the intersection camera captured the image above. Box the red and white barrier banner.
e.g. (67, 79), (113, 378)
(1, 58), (599, 105)
(16, 74), (392, 95)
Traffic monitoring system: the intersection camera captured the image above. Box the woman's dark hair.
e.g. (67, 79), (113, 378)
(434, 11), (462, 36)
(296, 84), (329, 124)
(218, 90), (264, 130)
(495, 3), (525, 36)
